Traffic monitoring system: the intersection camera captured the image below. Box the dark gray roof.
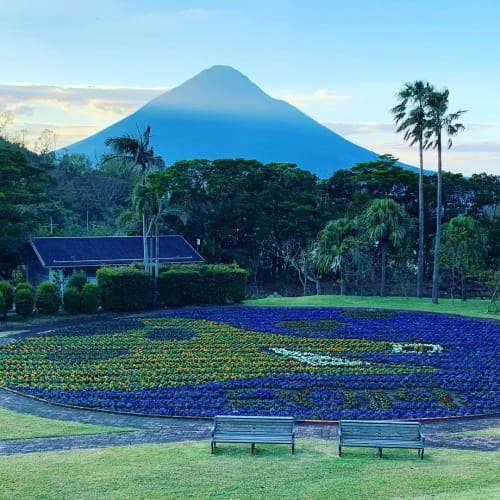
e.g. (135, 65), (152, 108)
(30, 236), (203, 268)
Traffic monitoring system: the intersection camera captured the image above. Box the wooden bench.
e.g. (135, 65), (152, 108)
(211, 415), (295, 454)
(338, 420), (425, 459)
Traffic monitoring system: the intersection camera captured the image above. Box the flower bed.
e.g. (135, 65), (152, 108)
(0, 307), (498, 420)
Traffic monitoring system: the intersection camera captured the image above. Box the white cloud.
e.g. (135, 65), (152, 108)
(282, 89), (351, 107)
(0, 84), (167, 118)
(324, 122), (395, 135)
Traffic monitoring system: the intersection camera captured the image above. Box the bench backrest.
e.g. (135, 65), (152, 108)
(339, 420), (422, 441)
(213, 416), (295, 436)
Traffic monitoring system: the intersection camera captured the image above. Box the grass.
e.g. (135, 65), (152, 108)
(0, 310), (129, 331)
(0, 439), (498, 499)
(244, 295), (499, 320)
(448, 428), (500, 438)
(0, 408), (137, 441)
(0, 329), (28, 338)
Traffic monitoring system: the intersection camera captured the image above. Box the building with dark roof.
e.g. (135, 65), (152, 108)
(27, 236), (203, 288)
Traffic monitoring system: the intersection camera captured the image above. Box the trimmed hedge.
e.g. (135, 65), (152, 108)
(97, 267), (153, 312)
(14, 287), (34, 316)
(15, 282), (33, 292)
(63, 287), (81, 314)
(67, 271), (87, 292)
(158, 264), (248, 306)
(35, 282), (61, 314)
(81, 283), (100, 314)
(0, 281), (14, 316)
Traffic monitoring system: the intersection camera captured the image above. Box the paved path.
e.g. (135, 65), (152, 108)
(1, 388), (498, 456)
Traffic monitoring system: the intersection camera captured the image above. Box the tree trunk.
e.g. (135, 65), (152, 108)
(417, 137), (425, 297)
(340, 269), (345, 296)
(460, 268), (467, 301)
(432, 137), (443, 304)
(142, 213), (149, 273)
(153, 228), (160, 305)
(380, 242), (387, 297)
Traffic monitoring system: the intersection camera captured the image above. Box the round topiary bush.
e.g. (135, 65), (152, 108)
(0, 281), (14, 316)
(67, 271), (87, 292)
(81, 283), (100, 314)
(63, 287), (81, 314)
(16, 282), (33, 292)
(14, 287), (34, 316)
(35, 282), (61, 314)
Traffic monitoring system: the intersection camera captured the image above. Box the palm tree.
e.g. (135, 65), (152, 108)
(134, 171), (188, 282)
(391, 81), (433, 298)
(314, 217), (355, 296)
(362, 198), (410, 296)
(424, 89), (466, 304)
(102, 126), (164, 272)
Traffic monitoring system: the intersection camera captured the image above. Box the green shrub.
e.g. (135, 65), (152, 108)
(35, 282), (61, 314)
(14, 288), (34, 316)
(15, 282), (33, 292)
(67, 271), (87, 292)
(0, 292), (4, 320)
(158, 264), (248, 306)
(97, 267), (153, 312)
(0, 281), (14, 316)
(63, 287), (81, 314)
(81, 283), (100, 314)
(158, 267), (203, 306)
(202, 264), (248, 304)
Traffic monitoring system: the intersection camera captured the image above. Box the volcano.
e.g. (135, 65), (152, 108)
(63, 65), (386, 178)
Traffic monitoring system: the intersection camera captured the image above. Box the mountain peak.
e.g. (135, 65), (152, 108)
(148, 65), (269, 112)
(64, 65), (387, 177)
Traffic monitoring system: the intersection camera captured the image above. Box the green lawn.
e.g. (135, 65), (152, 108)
(245, 295), (499, 320)
(448, 428), (500, 438)
(0, 439), (498, 499)
(0, 408), (137, 441)
(0, 329), (28, 338)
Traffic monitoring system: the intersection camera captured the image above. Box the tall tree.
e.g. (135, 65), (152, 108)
(102, 127), (164, 272)
(441, 215), (486, 300)
(361, 198), (410, 297)
(314, 217), (356, 296)
(392, 81), (433, 297)
(133, 171), (188, 283)
(424, 89), (466, 304)
(0, 142), (46, 278)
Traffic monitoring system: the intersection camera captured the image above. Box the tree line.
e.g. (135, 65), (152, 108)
(1, 134), (497, 300)
(0, 79), (498, 300)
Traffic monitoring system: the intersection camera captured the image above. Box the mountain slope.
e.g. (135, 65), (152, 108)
(64, 65), (385, 178)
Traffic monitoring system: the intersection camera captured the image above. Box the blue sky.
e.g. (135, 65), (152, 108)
(1, 0), (499, 176)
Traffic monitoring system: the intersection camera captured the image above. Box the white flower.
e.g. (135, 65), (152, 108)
(268, 347), (367, 367)
(392, 343), (443, 354)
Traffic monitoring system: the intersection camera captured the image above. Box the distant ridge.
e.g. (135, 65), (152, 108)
(63, 65), (394, 178)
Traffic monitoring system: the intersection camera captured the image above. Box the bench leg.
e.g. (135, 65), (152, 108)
(338, 446), (342, 457)
(420, 448), (424, 460)
(292, 443), (295, 455)
(211, 441), (215, 454)
(251, 443), (255, 454)
(378, 447), (382, 458)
